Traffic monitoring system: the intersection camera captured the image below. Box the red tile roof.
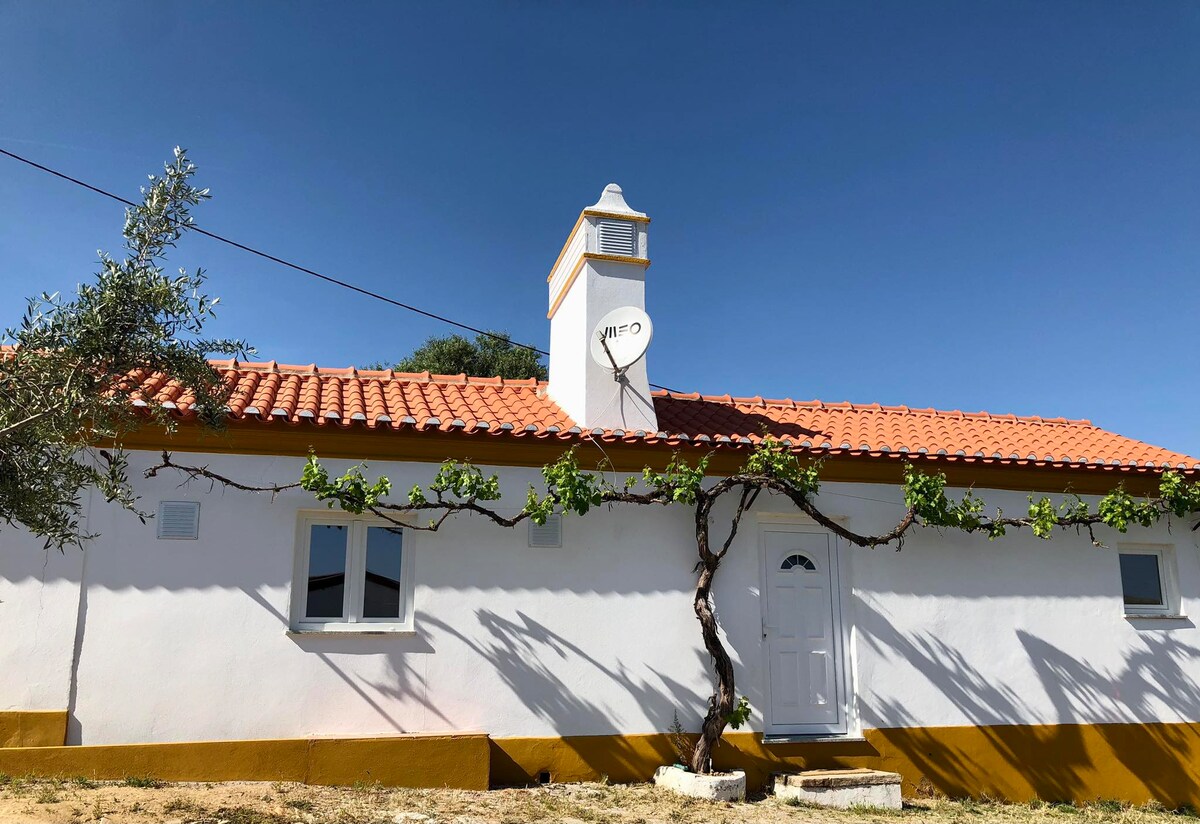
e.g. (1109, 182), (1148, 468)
(125, 359), (1199, 475)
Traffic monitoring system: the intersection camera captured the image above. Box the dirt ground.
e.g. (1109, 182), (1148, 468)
(0, 775), (1192, 824)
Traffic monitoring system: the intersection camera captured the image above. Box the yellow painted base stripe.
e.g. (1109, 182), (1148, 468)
(492, 723), (1200, 806)
(0, 711), (67, 748)
(0, 733), (489, 789)
(0, 722), (1194, 802)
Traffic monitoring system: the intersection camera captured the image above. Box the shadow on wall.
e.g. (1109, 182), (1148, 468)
(423, 609), (708, 783)
(55, 487), (704, 743)
(273, 608), (453, 735)
(67, 583), (450, 744)
(1, 508), (699, 598)
(857, 599), (1200, 804)
(1020, 630), (1200, 805)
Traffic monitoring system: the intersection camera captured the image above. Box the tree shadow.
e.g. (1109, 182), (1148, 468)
(1020, 630), (1200, 805)
(856, 598), (1200, 804)
(250, 583), (457, 732)
(654, 399), (831, 442)
(67, 583), (450, 744)
(422, 609), (705, 783)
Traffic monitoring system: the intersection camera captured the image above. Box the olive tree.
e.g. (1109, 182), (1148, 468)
(0, 149), (244, 548)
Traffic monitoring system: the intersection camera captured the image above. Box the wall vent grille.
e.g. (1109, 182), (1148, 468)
(597, 219), (636, 256)
(157, 501), (200, 540)
(528, 514), (562, 548)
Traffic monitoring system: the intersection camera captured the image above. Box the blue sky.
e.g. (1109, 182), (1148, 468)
(1, 1), (1197, 454)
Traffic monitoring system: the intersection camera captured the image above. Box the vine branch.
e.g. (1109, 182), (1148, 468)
(145, 451), (302, 497)
(144, 437), (1200, 775)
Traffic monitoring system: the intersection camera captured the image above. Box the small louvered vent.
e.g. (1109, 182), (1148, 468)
(157, 501), (200, 540)
(597, 219), (636, 256)
(528, 514), (562, 548)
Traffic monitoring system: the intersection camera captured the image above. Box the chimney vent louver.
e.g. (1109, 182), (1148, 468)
(597, 219), (637, 256)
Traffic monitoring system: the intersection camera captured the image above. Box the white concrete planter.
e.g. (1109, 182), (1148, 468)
(653, 765), (746, 802)
(775, 769), (902, 810)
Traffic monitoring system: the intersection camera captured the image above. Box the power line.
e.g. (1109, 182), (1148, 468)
(0, 146), (682, 393)
(0, 147), (546, 352)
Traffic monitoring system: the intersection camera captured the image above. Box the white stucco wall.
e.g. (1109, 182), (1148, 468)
(2, 448), (1198, 745)
(0, 517), (84, 715)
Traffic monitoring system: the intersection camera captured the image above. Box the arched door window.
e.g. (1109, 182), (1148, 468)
(780, 553), (817, 571)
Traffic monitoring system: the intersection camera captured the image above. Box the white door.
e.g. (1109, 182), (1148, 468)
(762, 527), (846, 735)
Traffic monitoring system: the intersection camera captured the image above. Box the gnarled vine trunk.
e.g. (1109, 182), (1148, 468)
(688, 556), (737, 773)
(687, 485), (748, 774)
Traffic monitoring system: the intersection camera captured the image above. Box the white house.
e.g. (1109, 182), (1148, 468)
(2, 185), (1199, 802)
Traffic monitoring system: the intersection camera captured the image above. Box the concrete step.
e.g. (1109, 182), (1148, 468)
(774, 768), (902, 810)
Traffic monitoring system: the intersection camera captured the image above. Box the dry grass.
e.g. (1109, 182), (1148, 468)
(0, 774), (1193, 824)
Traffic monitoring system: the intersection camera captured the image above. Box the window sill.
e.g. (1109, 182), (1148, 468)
(287, 627), (416, 637)
(762, 734), (867, 744)
(1124, 613), (1187, 621)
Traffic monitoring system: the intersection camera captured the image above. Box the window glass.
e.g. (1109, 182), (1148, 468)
(363, 526), (404, 618)
(1119, 553), (1163, 607)
(306, 524), (348, 618)
(781, 553), (816, 571)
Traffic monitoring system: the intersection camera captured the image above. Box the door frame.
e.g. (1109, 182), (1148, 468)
(757, 517), (852, 737)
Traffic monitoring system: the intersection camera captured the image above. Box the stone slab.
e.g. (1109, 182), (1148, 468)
(775, 769), (902, 809)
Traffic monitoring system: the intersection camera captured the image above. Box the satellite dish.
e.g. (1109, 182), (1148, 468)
(590, 306), (653, 372)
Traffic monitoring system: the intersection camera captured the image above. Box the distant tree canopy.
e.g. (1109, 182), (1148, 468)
(379, 332), (548, 381)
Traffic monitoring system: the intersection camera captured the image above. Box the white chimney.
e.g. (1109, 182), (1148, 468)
(546, 184), (658, 433)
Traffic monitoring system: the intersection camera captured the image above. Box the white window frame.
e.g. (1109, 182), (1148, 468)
(290, 511), (415, 634)
(1117, 543), (1180, 618)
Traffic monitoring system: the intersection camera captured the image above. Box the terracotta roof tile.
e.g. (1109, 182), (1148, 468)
(116, 359), (1200, 475)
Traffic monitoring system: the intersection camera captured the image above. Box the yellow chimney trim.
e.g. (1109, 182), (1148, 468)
(547, 211), (652, 282)
(546, 213), (588, 282)
(583, 252), (650, 266)
(582, 209), (651, 224)
(547, 253), (652, 319)
(546, 257), (587, 319)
